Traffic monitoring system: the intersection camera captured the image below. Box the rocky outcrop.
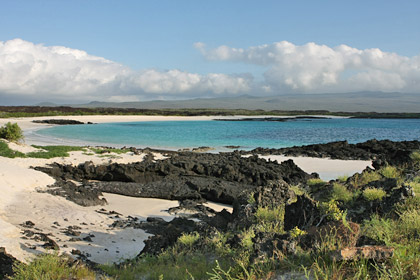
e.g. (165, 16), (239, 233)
(36, 152), (312, 206)
(32, 119), (86, 125)
(39, 179), (107, 207)
(247, 139), (420, 166)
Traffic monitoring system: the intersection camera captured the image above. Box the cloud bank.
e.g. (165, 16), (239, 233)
(1, 39), (419, 104)
(0, 39), (251, 103)
(195, 41), (420, 93)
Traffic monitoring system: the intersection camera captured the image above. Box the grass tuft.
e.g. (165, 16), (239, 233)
(9, 252), (96, 280)
(254, 205), (285, 233)
(330, 182), (353, 202)
(380, 165), (400, 179)
(362, 188), (386, 201)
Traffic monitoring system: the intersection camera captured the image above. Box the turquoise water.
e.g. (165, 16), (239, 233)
(36, 118), (420, 150)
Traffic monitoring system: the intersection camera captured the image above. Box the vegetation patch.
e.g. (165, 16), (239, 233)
(362, 187), (387, 201)
(0, 122), (23, 142)
(9, 252), (96, 280)
(0, 140), (26, 158)
(26, 145), (85, 159)
(254, 206), (285, 233)
(330, 182), (353, 202)
(379, 165), (400, 179)
(351, 171), (382, 188)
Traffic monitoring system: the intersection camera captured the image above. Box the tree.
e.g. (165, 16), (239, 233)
(0, 122), (24, 142)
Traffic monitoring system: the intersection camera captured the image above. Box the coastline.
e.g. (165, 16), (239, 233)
(0, 115), (373, 265)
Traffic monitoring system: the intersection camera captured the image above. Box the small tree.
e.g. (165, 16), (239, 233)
(0, 122), (24, 142)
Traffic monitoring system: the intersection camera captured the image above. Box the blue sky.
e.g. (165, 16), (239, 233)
(1, 0), (420, 104)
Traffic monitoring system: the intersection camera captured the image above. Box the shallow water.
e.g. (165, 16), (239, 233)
(36, 118), (420, 150)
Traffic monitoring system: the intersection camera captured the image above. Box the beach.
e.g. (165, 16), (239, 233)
(0, 115), (372, 264)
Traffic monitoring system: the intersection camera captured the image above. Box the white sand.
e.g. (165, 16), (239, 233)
(0, 145), (177, 264)
(0, 115), (370, 264)
(260, 155), (372, 181)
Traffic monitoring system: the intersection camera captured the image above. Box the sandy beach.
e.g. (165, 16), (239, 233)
(0, 115), (371, 264)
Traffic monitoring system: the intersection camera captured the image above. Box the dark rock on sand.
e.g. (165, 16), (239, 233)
(32, 119), (85, 125)
(38, 179), (107, 207)
(36, 152), (312, 205)
(247, 139), (420, 165)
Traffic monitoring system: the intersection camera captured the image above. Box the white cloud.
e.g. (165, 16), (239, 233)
(0, 39), (252, 102)
(196, 41), (420, 93)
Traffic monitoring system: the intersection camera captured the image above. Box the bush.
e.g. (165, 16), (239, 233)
(330, 182), (353, 202)
(254, 206), (285, 233)
(178, 232), (200, 249)
(0, 122), (23, 142)
(351, 171), (382, 188)
(363, 188), (386, 201)
(411, 151), (420, 166)
(380, 166), (400, 179)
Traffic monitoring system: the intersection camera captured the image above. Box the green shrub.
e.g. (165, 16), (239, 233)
(337, 175), (349, 183)
(10, 252), (95, 280)
(399, 209), (420, 238)
(178, 232), (200, 249)
(410, 151), (420, 165)
(330, 182), (353, 202)
(290, 226), (307, 239)
(0, 122), (23, 142)
(380, 165), (400, 179)
(289, 185), (305, 196)
(351, 171), (382, 187)
(254, 206), (285, 233)
(319, 200), (346, 221)
(362, 188), (386, 201)
(307, 178), (325, 186)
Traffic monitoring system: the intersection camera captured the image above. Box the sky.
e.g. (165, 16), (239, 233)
(1, 0), (420, 104)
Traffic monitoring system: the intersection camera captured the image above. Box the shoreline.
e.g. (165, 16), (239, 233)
(1, 114), (349, 148)
(0, 115), (375, 265)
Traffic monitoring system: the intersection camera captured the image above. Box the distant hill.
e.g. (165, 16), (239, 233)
(41, 92), (420, 113)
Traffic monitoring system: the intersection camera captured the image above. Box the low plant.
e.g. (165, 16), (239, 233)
(89, 147), (131, 154)
(0, 141), (26, 158)
(289, 185), (305, 196)
(362, 188), (386, 201)
(26, 145), (84, 159)
(410, 151), (420, 166)
(178, 232), (200, 249)
(290, 226), (307, 239)
(254, 205), (285, 233)
(0, 122), (23, 142)
(380, 165), (400, 179)
(240, 228), (255, 249)
(351, 171), (382, 188)
(319, 200), (346, 222)
(337, 175), (349, 183)
(9, 252), (96, 280)
(330, 182), (353, 202)
(307, 178), (325, 186)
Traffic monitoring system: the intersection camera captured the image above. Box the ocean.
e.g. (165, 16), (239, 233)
(35, 118), (420, 150)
